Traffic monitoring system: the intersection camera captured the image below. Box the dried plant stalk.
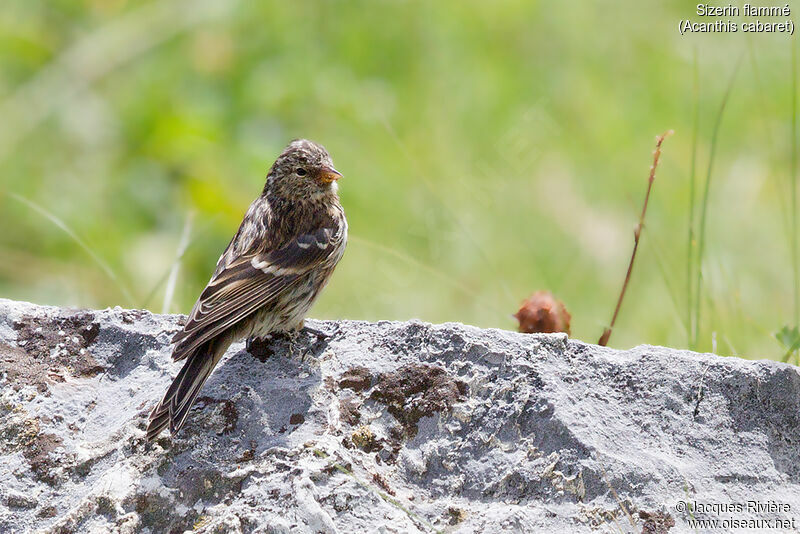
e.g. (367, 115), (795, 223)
(598, 130), (673, 346)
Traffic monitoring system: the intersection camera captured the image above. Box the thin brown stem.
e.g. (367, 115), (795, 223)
(598, 130), (673, 346)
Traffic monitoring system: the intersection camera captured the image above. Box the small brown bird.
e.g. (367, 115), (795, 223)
(146, 139), (347, 441)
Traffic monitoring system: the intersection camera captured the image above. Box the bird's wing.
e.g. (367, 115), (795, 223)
(170, 223), (345, 361)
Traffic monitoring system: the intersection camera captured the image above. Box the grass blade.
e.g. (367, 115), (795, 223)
(693, 57), (742, 350)
(791, 36), (798, 329)
(7, 192), (136, 306)
(687, 48), (700, 349)
(162, 212), (194, 314)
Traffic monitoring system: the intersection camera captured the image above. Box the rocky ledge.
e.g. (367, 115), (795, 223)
(1, 298), (799, 533)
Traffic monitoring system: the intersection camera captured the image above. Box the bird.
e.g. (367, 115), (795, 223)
(146, 139), (347, 441)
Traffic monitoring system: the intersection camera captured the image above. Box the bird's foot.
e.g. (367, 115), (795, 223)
(248, 325), (338, 362)
(303, 323), (341, 342)
(297, 324), (340, 362)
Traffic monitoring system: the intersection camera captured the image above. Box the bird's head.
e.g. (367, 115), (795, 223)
(265, 139), (342, 200)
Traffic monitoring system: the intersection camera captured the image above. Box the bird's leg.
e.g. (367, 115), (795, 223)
(287, 319), (317, 360)
(286, 329), (301, 359)
(273, 322), (339, 361)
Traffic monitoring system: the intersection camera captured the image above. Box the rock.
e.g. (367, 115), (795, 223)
(0, 298), (799, 533)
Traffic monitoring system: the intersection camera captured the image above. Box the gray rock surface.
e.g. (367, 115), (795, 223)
(1, 297), (799, 533)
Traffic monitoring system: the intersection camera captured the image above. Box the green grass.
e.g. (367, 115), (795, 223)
(687, 48), (699, 350)
(791, 34), (799, 341)
(778, 34), (800, 363)
(693, 57), (741, 350)
(0, 1), (797, 359)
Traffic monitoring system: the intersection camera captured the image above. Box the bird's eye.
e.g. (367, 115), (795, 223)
(296, 168), (307, 176)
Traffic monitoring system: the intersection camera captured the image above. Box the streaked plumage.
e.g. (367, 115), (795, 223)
(146, 139), (347, 441)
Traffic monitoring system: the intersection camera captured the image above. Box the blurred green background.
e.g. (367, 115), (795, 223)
(0, 0), (798, 358)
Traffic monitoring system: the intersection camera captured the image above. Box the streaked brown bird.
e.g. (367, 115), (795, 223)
(146, 139), (347, 441)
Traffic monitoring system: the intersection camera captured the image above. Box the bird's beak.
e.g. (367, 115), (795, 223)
(318, 165), (342, 183)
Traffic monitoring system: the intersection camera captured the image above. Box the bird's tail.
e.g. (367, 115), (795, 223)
(145, 338), (229, 441)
